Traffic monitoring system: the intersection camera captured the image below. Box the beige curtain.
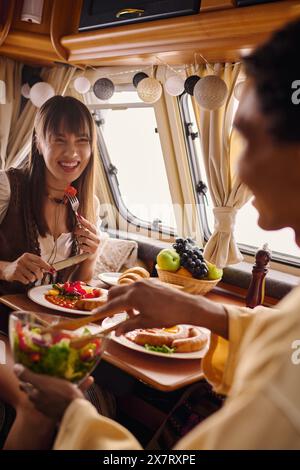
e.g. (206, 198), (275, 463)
(5, 65), (76, 169)
(192, 63), (252, 268)
(0, 57), (23, 169)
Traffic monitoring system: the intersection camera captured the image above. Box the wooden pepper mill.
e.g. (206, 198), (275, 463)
(246, 244), (271, 308)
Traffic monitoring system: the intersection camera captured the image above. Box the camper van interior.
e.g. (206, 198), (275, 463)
(0, 0), (300, 454)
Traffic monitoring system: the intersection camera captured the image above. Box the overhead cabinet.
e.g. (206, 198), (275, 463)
(236, 0), (278, 5)
(79, 0), (201, 31)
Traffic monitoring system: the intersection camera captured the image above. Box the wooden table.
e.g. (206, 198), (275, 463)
(0, 289), (245, 392)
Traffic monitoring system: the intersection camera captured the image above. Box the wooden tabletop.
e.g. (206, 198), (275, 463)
(0, 289), (245, 392)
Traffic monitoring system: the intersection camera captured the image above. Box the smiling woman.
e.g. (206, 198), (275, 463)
(0, 95), (101, 294)
(0, 95), (104, 449)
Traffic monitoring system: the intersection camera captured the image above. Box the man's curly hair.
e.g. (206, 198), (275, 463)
(244, 18), (300, 143)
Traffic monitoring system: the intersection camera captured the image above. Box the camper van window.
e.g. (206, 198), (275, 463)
(89, 90), (176, 235)
(181, 94), (300, 267)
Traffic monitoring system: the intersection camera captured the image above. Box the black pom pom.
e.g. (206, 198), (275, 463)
(133, 72), (149, 88)
(184, 75), (201, 95)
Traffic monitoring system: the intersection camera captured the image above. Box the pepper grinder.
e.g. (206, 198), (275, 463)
(246, 243), (271, 308)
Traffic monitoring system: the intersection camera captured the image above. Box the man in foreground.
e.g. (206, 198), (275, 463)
(14, 18), (300, 449)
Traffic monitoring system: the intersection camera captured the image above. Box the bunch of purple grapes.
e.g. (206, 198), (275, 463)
(172, 238), (208, 279)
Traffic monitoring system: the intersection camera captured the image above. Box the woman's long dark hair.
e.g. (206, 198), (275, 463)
(28, 95), (97, 237)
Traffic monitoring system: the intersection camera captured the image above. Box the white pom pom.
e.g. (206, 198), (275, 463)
(234, 80), (246, 101)
(137, 78), (162, 103)
(21, 83), (31, 99)
(165, 75), (185, 96)
(194, 75), (228, 110)
(30, 82), (55, 108)
(74, 76), (91, 94)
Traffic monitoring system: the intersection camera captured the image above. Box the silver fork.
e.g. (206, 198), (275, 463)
(66, 193), (80, 220)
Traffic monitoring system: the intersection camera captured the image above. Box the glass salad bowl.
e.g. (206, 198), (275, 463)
(9, 311), (108, 384)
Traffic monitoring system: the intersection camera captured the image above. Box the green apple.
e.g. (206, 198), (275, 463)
(157, 249), (180, 272)
(205, 261), (223, 280)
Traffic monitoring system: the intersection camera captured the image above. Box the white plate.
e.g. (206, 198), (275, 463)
(98, 272), (121, 287)
(110, 326), (210, 360)
(102, 312), (128, 329)
(28, 285), (108, 316)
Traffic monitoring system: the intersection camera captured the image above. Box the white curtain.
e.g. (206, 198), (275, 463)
(192, 63), (252, 268)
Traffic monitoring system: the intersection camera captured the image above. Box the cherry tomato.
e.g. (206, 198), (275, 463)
(30, 353), (41, 362)
(64, 185), (77, 197)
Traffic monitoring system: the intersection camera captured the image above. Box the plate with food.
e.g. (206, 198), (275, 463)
(98, 272), (121, 287)
(28, 281), (108, 315)
(111, 324), (210, 359)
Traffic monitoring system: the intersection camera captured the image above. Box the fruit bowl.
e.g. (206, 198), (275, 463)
(9, 311), (108, 384)
(156, 266), (220, 295)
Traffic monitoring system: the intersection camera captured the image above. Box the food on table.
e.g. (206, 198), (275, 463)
(117, 266), (150, 285)
(205, 260), (224, 281)
(125, 324), (208, 353)
(156, 238), (223, 280)
(75, 298), (107, 311)
(11, 319), (103, 382)
(122, 267), (150, 279)
(156, 249), (180, 272)
(45, 281), (106, 310)
(63, 185), (77, 204)
(176, 267), (193, 278)
(64, 185), (77, 197)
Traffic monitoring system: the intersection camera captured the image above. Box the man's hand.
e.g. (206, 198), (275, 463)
(96, 279), (203, 334)
(93, 279), (228, 339)
(14, 364), (93, 421)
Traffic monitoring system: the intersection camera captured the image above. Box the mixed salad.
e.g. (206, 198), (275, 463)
(12, 321), (103, 383)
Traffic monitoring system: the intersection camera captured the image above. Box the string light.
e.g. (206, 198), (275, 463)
(70, 55), (239, 106)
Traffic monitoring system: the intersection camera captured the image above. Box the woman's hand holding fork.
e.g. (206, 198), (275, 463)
(74, 215), (101, 257)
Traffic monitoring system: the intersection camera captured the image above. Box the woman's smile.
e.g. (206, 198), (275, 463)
(57, 160), (81, 173)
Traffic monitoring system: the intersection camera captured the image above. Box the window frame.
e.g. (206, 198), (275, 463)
(89, 101), (177, 237)
(179, 92), (300, 268)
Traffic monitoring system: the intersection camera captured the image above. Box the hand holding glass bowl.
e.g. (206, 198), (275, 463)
(9, 311), (108, 384)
